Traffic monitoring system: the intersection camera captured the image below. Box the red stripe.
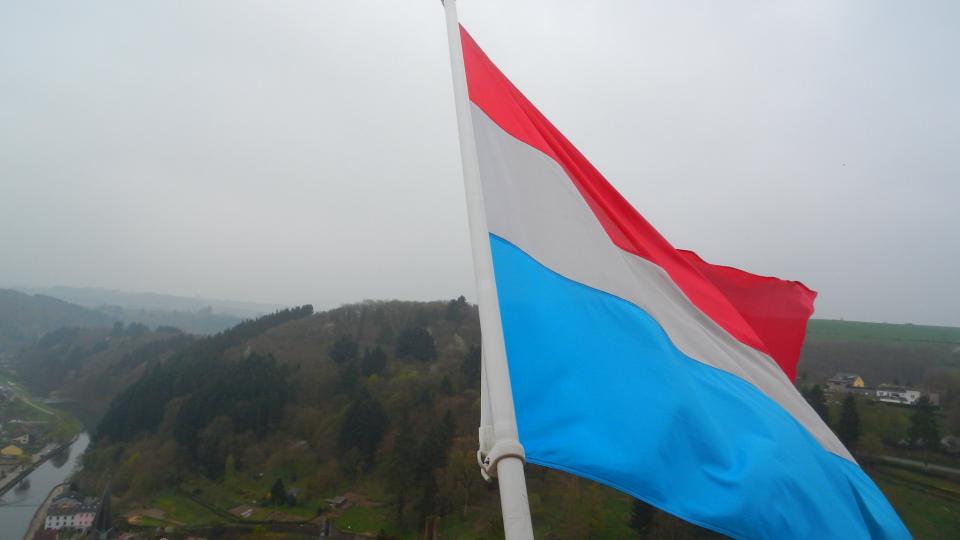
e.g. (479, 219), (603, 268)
(678, 250), (817, 380)
(461, 26), (816, 379)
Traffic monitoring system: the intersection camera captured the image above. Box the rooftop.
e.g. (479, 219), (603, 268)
(47, 504), (97, 517)
(829, 373), (861, 382)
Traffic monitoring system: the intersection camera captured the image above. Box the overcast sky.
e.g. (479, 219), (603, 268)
(1, 1), (957, 326)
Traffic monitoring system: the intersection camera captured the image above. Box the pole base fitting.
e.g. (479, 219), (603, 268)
(478, 439), (525, 481)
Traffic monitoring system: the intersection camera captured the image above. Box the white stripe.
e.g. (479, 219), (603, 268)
(471, 104), (851, 461)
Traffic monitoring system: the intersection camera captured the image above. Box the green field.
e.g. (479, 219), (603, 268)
(336, 505), (399, 537)
(807, 319), (960, 346)
(871, 465), (960, 539)
(153, 492), (227, 526)
(0, 366), (82, 442)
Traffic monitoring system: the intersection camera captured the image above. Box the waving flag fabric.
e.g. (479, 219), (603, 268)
(461, 26), (908, 539)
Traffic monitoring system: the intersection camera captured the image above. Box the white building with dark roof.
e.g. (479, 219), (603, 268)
(876, 386), (921, 406)
(827, 373), (865, 392)
(44, 491), (98, 531)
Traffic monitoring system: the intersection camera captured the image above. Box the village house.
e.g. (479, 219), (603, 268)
(0, 454), (19, 474)
(824, 373), (934, 407)
(45, 506), (78, 530)
(846, 386), (878, 399)
(876, 386), (922, 405)
(326, 495), (347, 509)
(1, 444), (24, 457)
(827, 373), (866, 392)
(44, 492), (98, 532)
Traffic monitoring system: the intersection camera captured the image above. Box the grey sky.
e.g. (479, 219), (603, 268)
(1, 1), (957, 326)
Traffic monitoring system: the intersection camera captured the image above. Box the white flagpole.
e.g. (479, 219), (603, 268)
(441, 1), (535, 539)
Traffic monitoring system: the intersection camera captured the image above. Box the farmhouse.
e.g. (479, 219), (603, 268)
(44, 503), (97, 531)
(876, 386), (921, 406)
(1, 444), (23, 457)
(827, 373), (865, 391)
(44, 491), (98, 532)
(0, 454), (19, 473)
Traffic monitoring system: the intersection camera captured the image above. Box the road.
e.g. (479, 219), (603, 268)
(5, 380), (57, 416)
(0, 465), (28, 496)
(0, 442), (70, 497)
(880, 455), (960, 477)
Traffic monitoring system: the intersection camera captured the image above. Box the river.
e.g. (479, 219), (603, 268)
(0, 433), (89, 540)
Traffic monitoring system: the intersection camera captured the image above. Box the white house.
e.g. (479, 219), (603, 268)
(876, 386), (921, 405)
(73, 504), (97, 530)
(45, 505), (78, 530)
(44, 491), (99, 531)
(45, 501), (97, 531)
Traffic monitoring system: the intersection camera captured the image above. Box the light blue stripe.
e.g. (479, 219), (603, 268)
(490, 234), (909, 540)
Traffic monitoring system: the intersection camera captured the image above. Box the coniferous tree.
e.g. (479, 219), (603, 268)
(338, 363), (360, 396)
(444, 295), (468, 322)
(270, 478), (287, 507)
(628, 499), (655, 536)
(360, 346), (388, 376)
(387, 419), (418, 524)
(909, 396), (940, 452)
(330, 335), (359, 365)
(411, 410), (456, 528)
(395, 326), (436, 362)
(339, 391), (388, 469)
(461, 345), (481, 389)
(224, 455), (237, 489)
(837, 395), (861, 449)
(803, 384), (830, 425)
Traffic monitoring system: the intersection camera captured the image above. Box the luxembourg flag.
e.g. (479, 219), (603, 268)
(455, 24), (909, 540)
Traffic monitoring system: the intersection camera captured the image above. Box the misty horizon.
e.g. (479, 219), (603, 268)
(2, 1), (958, 326)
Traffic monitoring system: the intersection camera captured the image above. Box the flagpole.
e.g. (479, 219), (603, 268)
(441, 1), (535, 539)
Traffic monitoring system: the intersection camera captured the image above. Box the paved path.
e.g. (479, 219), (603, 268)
(0, 437), (76, 497)
(3, 379), (57, 417)
(0, 466), (28, 496)
(17, 396), (56, 417)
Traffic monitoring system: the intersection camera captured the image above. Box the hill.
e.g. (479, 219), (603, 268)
(18, 286), (281, 318)
(799, 319), (960, 391)
(0, 289), (114, 353)
(11, 323), (194, 424)
(15, 303), (959, 538)
(89, 304), (244, 335)
(70, 300), (717, 539)
(15, 286), (279, 335)
(807, 319), (960, 347)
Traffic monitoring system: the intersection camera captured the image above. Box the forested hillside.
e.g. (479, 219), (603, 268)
(73, 300), (717, 538)
(807, 319), (960, 345)
(19, 286), (279, 318)
(17, 286), (260, 334)
(0, 288), (113, 353)
(92, 305), (244, 335)
(799, 319), (960, 392)
(12, 322), (194, 424)
(15, 300), (958, 538)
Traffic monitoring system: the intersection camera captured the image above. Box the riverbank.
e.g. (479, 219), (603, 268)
(0, 433), (91, 540)
(21, 482), (69, 540)
(0, 433), (78, 498)
(1, 367), (84, 491)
